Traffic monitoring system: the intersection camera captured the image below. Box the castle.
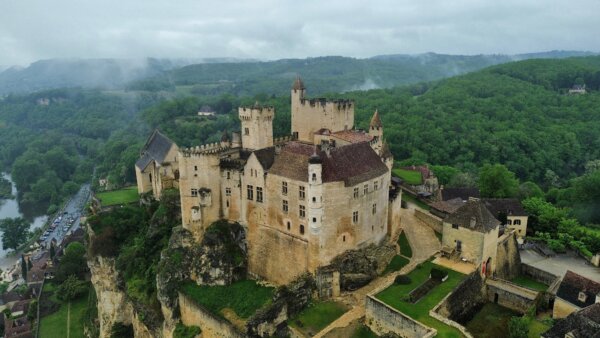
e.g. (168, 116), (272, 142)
(135, 78), (396, 284)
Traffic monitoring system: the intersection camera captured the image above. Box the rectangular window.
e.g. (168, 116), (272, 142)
(244, 127), (249, 135)
(256, 187), (263, 203)
(226, 171), (231, 179)
(247, 185), (253, 200)
(282, 200), (288, 213)
(282, 181), (288, 195)
(352, 211), (359, 224)
(372, 203), (377, 215)
(353, 187), (359, 198)
(299, 205), (306, 218)
(225, 188), (231, 196)
(191, 188), (198, 197)
(194, 166), (198, 171)
(374, 180), (379, 191)
(299, 186), (305, 200)
(452, 223), (459, 229)
(364, 184), (369, 195)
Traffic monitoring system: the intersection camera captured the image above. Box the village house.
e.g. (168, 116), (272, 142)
(553, 270), (600, 319)
(482, 198), (529, 239)
(136, 78), (397, 285)
(135, 129), (180, 200)
(543, 303), (600, 338)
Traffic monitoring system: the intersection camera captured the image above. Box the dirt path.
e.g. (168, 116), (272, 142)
(67, 302), (71, 338)
(312, 205), (441, 337)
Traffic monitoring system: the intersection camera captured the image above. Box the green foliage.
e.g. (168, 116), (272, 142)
(392, 168), (423, 185)
(383, 256), (410, 275)
(508, 316), (529, 338)
(110, 323), (134, 338)
(27, 299), (37, 320)
(0, 217), (30, 251)
(290, 301), (348, 335)
(394, 275), (412, 285)
(518, 182), (544, 200)
(56, 275), (88, 301)
(430, 165), (461, 186)
(430, 267), (448, 281)
(479, 164), (519, 198)
(96, 186), (139, 206)
(181, 280), (274, 319)
(397, 232), (412, 258)
(173, 323), (201, 338)
(21, 255), (27, 281)
(0, 175), (12, 199)
(55, 242), (88, 283)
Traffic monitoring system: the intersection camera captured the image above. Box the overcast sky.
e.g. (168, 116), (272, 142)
(1, 0), (599, 66)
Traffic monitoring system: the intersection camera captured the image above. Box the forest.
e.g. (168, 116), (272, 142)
(1, 55), (599, 250)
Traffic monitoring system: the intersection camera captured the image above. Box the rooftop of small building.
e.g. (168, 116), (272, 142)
(331, 129), (373, 143)
(482, 198), (527, 217)
(430, 197), (465, 215)
(443, 199), (501, 233)
(440, 187), (480, 201)
(135, 129), (176, 170)
(557, 270), (600, 309)
(543, 303), (600, 338)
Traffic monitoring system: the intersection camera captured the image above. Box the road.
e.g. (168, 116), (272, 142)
(41, 184), (90, 248)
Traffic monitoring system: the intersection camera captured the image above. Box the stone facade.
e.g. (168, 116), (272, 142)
(135, 130), (179, 200)
(137, 80), (396, 285)
(365, 295), (436, 338)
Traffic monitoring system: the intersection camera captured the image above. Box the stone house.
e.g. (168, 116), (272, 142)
(553, 270), (600, 319)
(482, 198), (529, 239)
(135, 129), (179, 200)
(138, 79), (396, 285)
(441, 199), (501, 277)
(543, 303), (600, 338)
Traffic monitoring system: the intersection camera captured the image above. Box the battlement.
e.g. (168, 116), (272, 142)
(238, 105), (275, 121)
(181, 142), (232, 157)
(300, 98), (353, 109)
(274, 136), (293, 145)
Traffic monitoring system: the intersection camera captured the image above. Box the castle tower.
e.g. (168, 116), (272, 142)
(369, 110), (383, 154)
(291, 76), (305, 140)
(220, 130), (230, 148)
(238, 103), (274, 150)
(307, 150), (324, 273)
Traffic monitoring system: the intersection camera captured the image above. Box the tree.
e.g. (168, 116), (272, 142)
(448, 172), (477, 188)
(20, 255), (27, 281)
(431, 165), (460, 186)
(0, 218), (30, 251)
(55, 242), (88, 283)
(56, 275), (87, 301)
(478, 164), (519, 198)
(50, 243), (56, 259)
(518, 182), (544, 200)
(508, 316), (529, 338)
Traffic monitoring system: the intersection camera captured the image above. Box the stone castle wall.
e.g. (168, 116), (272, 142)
(414, 209), (443, 233)
(435, 272), (487, 324)
(494, 232), (521, 280)
(521, 263), (559, 286)
(178, 293), (246, 338)
(365, 295), (436, 338)
(485, 279), (539, 314)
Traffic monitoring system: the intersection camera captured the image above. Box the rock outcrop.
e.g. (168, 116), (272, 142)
(329, 243), (396, 291)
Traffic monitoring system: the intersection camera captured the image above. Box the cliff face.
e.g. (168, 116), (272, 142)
(88, 255), (165, 338)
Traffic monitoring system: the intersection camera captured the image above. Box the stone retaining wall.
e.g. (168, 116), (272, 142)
(365, 295), (436, 338)
(429, 293), (474, 338)
(485, 279), (539, 314)
(178, 292), (246, 338)
(521, 263), (559, 286)
(414, 209), (443, 233)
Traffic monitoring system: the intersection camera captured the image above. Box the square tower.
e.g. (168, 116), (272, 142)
(239, 103), (274, 150)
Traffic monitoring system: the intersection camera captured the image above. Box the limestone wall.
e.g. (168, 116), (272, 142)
(178, 293), (246, 338)
(365, 295), (436, 338)
(387, 189), (402, 236)
(435, 272), (486, 324)
(552, 298), (580, 319)
(430, 293), (474, 338)
(494, 232), (521, 280)
(414, 209), (442, 234)
(521, 263), (559, 286)
(485, 279), (539, 314)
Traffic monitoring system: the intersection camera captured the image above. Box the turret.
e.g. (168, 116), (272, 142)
(308, 149), (323, 235)
(291, 76), (306, 140)
(369, 110), (383, 154)
(220, 130), (230, 148)
(238, 103), (274, 150)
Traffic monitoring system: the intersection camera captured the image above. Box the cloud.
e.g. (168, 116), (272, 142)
(0, 0), (599, 65)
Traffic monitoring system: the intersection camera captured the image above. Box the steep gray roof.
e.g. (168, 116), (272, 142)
(482, 198), (527, 217)
(135, 130), (175, 170)
(444, 199), (501, 233)
(543, 303), (600, 338)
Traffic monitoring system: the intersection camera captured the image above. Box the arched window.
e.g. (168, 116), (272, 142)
(287, 221), (291, 230)
(343, 235), (346, 242)
(300, 224), (305, 235)
(312, 173), (317, 182)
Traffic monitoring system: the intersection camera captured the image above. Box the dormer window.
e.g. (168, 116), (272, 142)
(578, 291), (587, 303)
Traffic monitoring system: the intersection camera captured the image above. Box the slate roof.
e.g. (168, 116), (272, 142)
(135, 130), (175, 170)
(430, 197), (465, 215)
(332, 130), (373, 143)
(441, 187), (480, 201)
(370, 110), (383, 128)
(543, 303), (600, 338)
(269, 141), (388, 186)
(444, 199), (501, 233)
(482, 198), (527, 217)
(557, 270), (600, 308)
(252, 147), (276, 170)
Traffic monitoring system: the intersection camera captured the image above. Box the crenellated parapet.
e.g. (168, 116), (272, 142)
(274, 135), (292, 144)
(181, 143), (232, 157)
(300, 98), (353, 110)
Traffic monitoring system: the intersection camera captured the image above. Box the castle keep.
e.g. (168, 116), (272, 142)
(136, 78), (395, 284)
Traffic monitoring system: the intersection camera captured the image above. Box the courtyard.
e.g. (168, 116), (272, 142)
(520, 249), (600, 281)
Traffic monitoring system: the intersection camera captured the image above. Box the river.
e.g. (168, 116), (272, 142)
(0, 172), (48, 260)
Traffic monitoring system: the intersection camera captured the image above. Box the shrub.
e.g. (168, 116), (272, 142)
(173, 323), (201, 338)
(56, 275), (88, 301)
(508, 316), (529, 338)
(110, 323), (134, 338)
(430, 268), (448, 281)
(394, 275), (412, 285)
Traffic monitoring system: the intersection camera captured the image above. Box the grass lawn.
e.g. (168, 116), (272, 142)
(528, 319), (551, 338)
(96, 186), (139, 206)
(402, 193), (431, 210)
(181, 280), (274, 319)
(510, 276), (548, 292)
(376, 261), (466, 338)
(290, 301), (348, 336)
(39, 285), (89, 338)
(393, 168), (423, 185)
(383, 255), (410, 274)
(465, 303), (518, 338)
(351, 324), (379, 338)
(398, 232), (413, 258)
